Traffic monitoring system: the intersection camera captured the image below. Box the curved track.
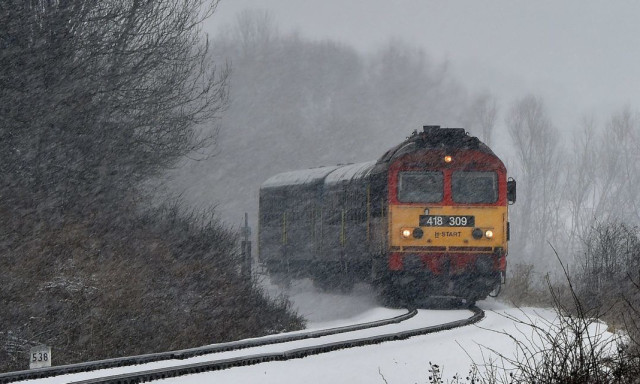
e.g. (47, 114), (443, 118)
(2, 306), (484, 384)
(0, 309), (416, 384)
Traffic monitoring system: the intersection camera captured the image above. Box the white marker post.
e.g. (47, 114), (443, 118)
(29, 346), (51, 369)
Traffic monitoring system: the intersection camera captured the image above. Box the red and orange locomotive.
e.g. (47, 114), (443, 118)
(259, 126), (516, 304)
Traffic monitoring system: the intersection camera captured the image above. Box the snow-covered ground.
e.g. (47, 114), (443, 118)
(19, 280), (617, 384)
(158, 280), (615, 384)
(158, 301), (546, 383)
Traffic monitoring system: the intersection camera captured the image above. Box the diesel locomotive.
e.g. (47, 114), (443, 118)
(258, 126), (516, 304)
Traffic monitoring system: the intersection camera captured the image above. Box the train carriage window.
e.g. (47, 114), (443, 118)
(452, 171), (498, 203)
(397, 171), (443, 203)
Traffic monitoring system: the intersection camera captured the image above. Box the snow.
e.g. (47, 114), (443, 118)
(159, 302), (556, 384)
(324, 161), (377, 185)
(260, 161), (376, 190)
(261, 166), (339, 188)
(17, 281), (618, 384)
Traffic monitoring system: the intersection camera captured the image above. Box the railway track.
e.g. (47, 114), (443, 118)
(2, 305), (484, 384)
(0, 309), (416, 384)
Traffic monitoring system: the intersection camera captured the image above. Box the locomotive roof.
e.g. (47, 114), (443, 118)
(261, 165), (340, 188)
(379, 126), (495, 163)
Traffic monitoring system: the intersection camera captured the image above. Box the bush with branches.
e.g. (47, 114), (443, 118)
(0, 202), (304, 372)
(468, 242), (640, 383)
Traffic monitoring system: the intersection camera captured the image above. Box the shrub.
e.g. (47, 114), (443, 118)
(472, 248), (640, 383)
(0, 203), (304, 372)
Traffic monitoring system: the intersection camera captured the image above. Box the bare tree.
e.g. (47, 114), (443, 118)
(368, 40), (465, 139)
(506, 95), (564, 267)
(580, 222), (640, 296)
(233, 9), (278, 57)
(564, 114), (598, 253)
(0, 0), (229, 218)
(467, 92), (498, 147)
(592, 107), (640, 223)
(562, 108), (640, 262)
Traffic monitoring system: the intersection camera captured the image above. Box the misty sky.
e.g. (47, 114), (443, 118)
(207, 0), (640, 131)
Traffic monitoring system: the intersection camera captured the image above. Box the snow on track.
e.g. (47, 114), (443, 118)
(17, 306), (428, 384)
(157, 301), (563, 384)
(16, 281), (609, 384)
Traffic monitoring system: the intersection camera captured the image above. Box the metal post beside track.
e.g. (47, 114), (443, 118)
(241, 213), (252, 279)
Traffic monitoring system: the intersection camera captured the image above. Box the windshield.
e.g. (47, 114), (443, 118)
(452, 171), (498, 203)
(397, 171), (443, 203)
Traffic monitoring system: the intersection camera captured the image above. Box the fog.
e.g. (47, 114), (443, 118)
(164, 1), (640, 274)
(208, 0), (640, 128)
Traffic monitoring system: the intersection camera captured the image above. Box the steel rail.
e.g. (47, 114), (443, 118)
(70, 306), (484, 384)
(0, 309), (416, 384)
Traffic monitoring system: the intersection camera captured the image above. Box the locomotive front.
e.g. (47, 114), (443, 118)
(382, 127), (516, 303)
(258, 125), (515, 306)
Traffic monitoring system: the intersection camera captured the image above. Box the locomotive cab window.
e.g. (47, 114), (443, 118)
(397, 171), (443, 203)
(452, 171), (498, 203)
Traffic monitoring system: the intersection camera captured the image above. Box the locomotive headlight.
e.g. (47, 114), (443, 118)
(401, 228), (412, 238)
(485, 230), (494, 239)
(444, 155), (452, 163)
(413, 227), (424, 239)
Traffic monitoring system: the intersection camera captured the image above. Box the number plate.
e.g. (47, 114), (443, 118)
(30, 346), (51, 369)
(419, 215), (475, 227)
